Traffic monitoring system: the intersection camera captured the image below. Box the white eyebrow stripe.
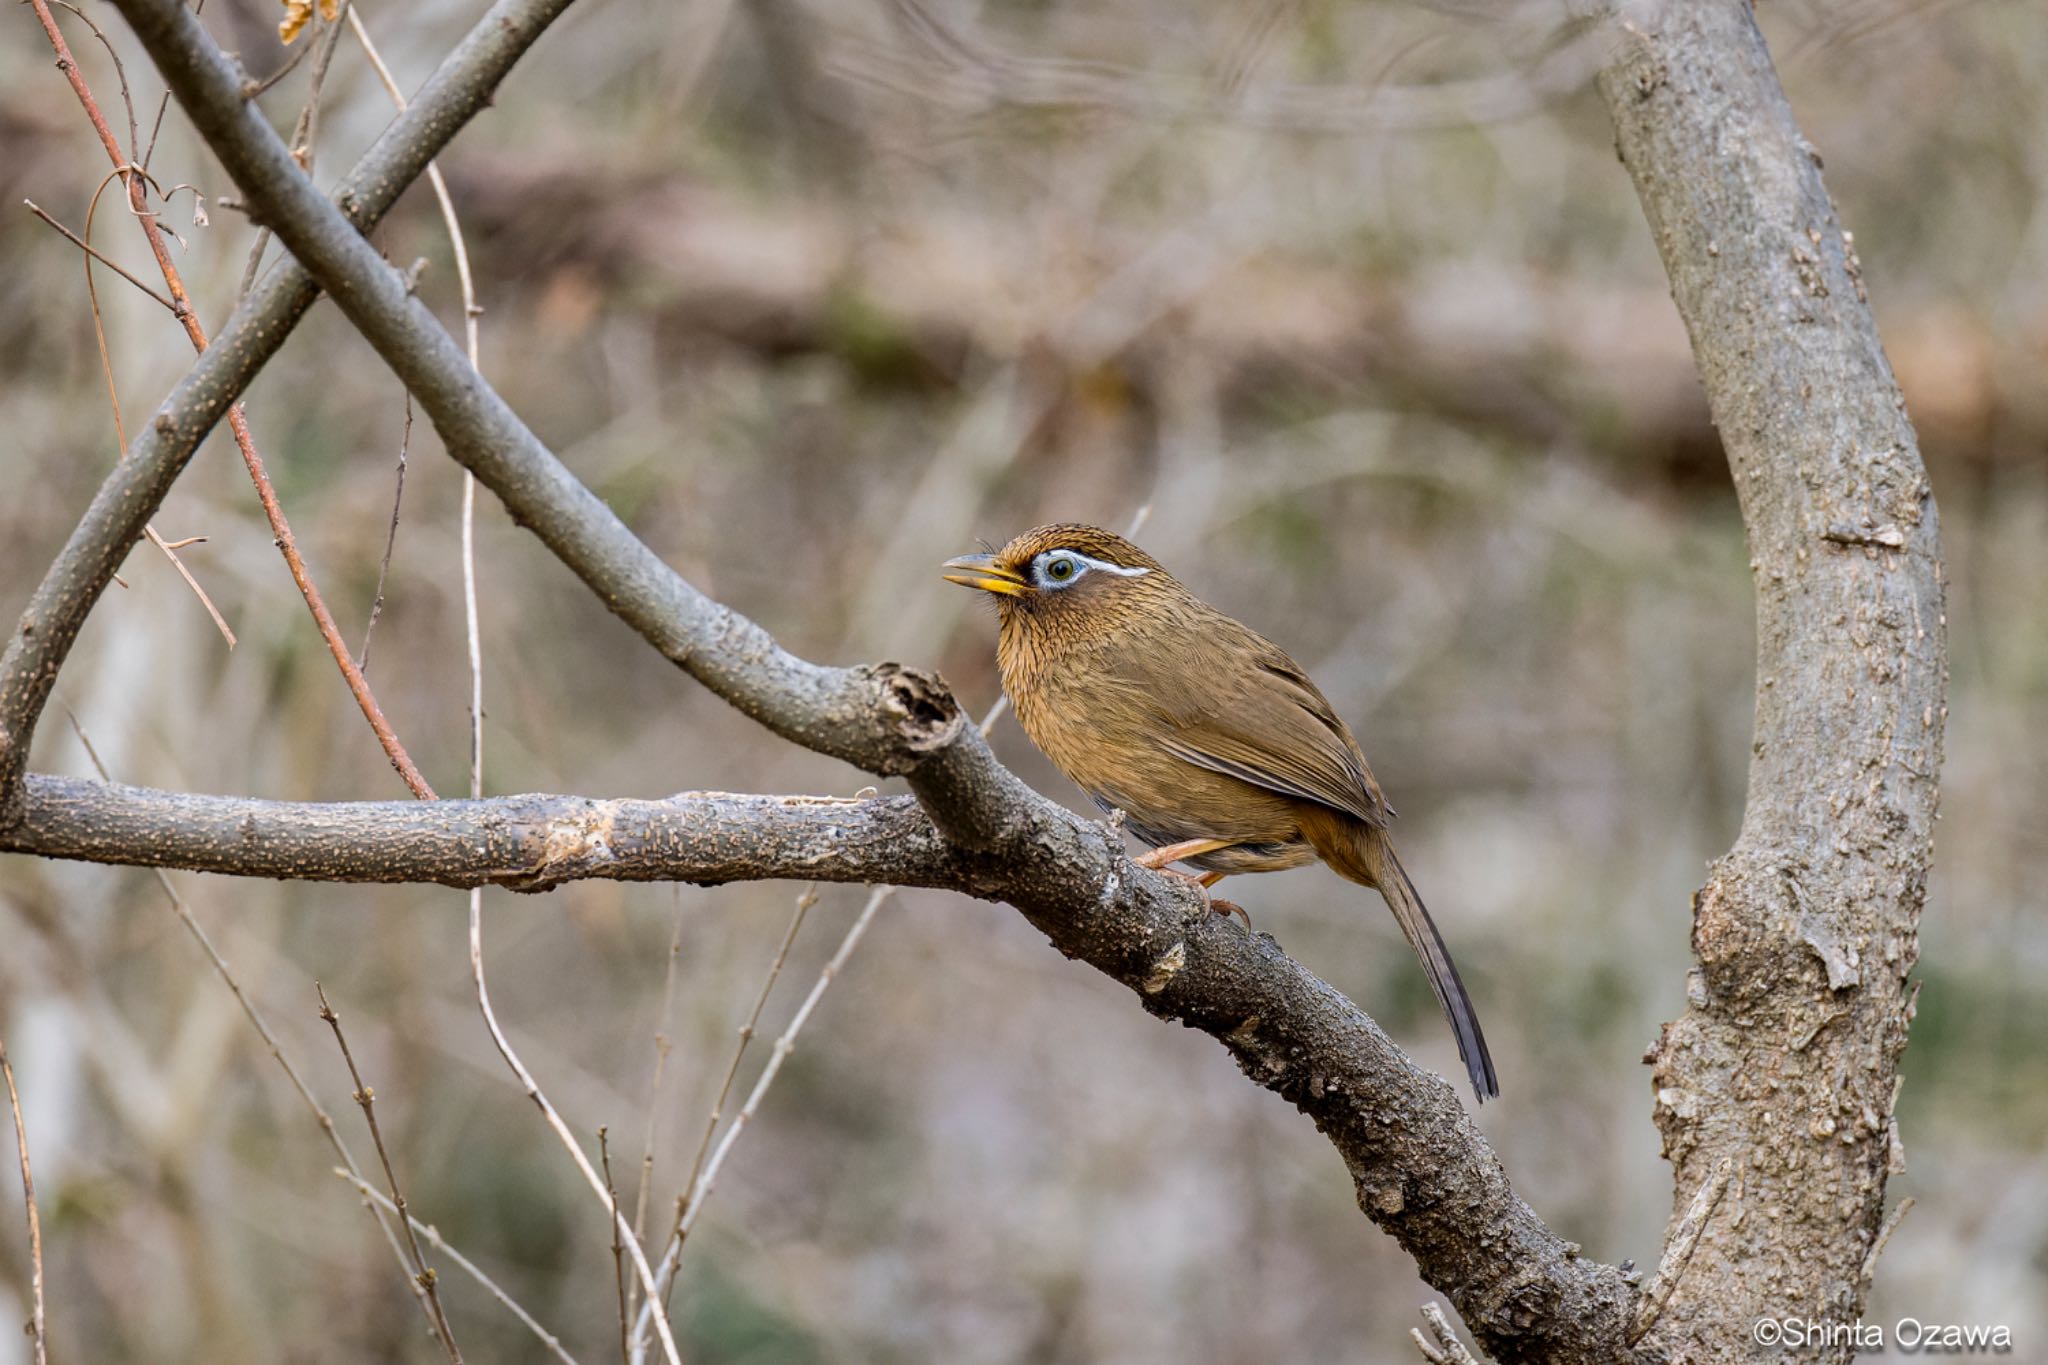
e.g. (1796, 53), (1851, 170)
(1067, 552), (1151, 577)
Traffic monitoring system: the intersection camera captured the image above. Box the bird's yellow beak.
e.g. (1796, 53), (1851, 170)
(941, 553), (1029, 597)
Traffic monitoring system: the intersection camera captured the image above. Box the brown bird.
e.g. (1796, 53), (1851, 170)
(943, 523), (1498, 1101)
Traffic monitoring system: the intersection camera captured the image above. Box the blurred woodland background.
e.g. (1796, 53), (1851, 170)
(1, 0), (2044, 1359)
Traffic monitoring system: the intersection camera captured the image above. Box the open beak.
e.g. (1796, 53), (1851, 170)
(941, 553), (1029, 598)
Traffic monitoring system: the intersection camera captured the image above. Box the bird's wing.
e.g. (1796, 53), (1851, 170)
(1148, 630), (1392, 829)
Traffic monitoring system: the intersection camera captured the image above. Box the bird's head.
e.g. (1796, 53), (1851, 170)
(942, 524), (1173, 630)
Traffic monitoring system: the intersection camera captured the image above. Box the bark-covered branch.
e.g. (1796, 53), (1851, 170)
(0, 0), (581, 822)
(0, 776), (959, 891)
(1590, 1), (1944, 1356)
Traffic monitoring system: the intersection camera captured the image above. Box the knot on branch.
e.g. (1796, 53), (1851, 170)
(868, 662), (964, 774)
(504, 800), (619, 892)
(1690, 854), (1836, 1007)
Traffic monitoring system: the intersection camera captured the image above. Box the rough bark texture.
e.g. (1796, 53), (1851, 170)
(1593, 3), (1944, 1359)
(1, 777), (961, 892)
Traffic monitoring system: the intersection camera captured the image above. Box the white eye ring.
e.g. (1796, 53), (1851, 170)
(1035, 549), (1150, 588)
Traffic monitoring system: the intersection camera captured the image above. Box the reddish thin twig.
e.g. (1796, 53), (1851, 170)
(1, 1039), (49, 1365)
(30, 0), (436, 800)
(75, 168), (236, 647)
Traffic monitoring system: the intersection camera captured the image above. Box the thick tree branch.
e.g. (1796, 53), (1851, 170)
(1589, 1), (1945, 1356)
(0, 0), (580, 823)
(0, 775), (961, 892)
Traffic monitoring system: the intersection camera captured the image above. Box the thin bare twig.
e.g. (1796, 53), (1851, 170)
(337, 1172), (583, 1365)
(1628, 1156), (1734, 1343)
(468, 895), (683, 1365)
(28, 0), (436, 797)
(289, 1), (353, 171)
(317, 984), (464, 1363)
(602, 1129), (630, 1365)
(1411, 1302), (1480, 1364)
(675, 885), (817, 1243)
(238, 1), (354, 296)
(48, 0), (140, 158)
(627, 891), (688, 1304)
(682, 885), (892, 1241)
(23, 199), (176, 311)
(357, 394), (413, 672)
(75, 166), (237, 644)
(634, 884), (817, 1347)
(57, 706), (441, 1331)
(1, 1038), (49, 1365)
(244, 37), (313, 99)
(635, 885), (889, 1355)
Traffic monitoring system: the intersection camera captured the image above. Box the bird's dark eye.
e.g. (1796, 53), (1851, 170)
(1045, 555), (1076, 581)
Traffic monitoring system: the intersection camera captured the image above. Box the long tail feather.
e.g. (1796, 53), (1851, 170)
(1375, 840), (1498, 1101)
(1307, 817), (1499, 1103)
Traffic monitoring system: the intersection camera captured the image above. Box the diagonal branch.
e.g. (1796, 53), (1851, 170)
(0, 0), (581, 824)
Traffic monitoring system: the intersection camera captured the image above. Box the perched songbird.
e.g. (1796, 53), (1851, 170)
(943, 524), (1498, 1101)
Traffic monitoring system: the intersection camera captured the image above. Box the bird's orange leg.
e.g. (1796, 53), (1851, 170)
(1133, 838), (1234, 869)
(1132, 842), (1250, 927)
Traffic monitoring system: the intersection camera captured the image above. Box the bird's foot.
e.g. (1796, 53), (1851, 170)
(1145, 863), (1251, 928)
(1208, 896), (1251, 929)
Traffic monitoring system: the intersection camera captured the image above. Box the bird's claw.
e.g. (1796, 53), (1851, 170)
(1147, 863), (1251, 929)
